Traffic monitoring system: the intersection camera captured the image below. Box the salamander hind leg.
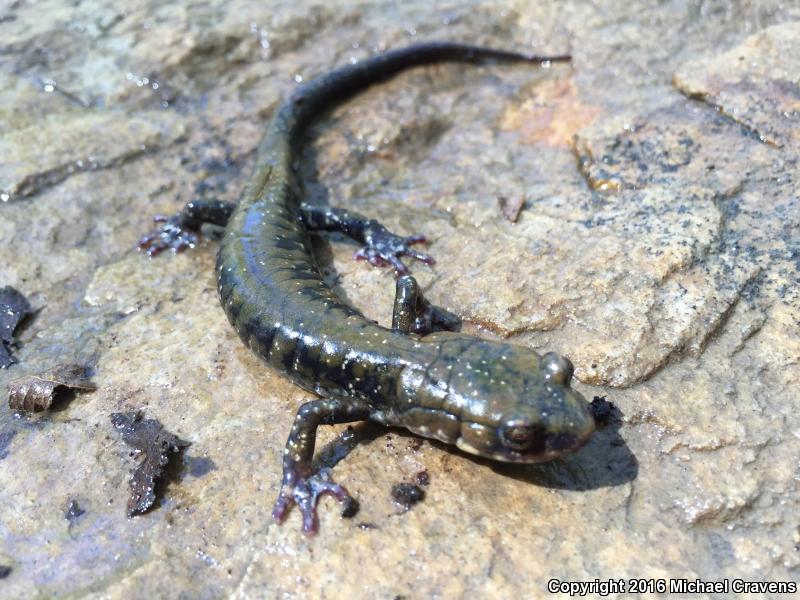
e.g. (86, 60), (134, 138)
(392, 275), (461, 334)
(272, 397), (372, 535)
(138, 199), (235, 256)
(300, 203), (434, 275)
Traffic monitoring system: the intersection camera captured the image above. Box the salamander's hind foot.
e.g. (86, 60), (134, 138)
(299, 202), (434, 275)
(354, 230), (434, 275)
(138, 214), (202, 257)
(138, 199), (236, 257)
(272, 467), (353, 535)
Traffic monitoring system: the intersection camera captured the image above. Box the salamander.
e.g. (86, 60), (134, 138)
(140, 41), (595, 534)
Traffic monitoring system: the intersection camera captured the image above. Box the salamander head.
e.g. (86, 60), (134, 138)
(410, 338), (595, 463)
(456, 350), (594, 463)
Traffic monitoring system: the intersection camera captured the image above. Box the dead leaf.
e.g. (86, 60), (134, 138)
(8, 363), (96, 412)
(0, 286), (33, 369)
(111, 411), (188, 516)
(498, 195), (525, 223)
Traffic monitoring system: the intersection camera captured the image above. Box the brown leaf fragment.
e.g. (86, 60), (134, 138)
(391, 482), (426, 510)
(589, 395), (616, 426)
(0, 346), (13, 370)
(65, 499), (86, 522)
(497, 195), (525, 223)
(0, 286), (33, 369)
(110, 411), (189, 517)
(8, 363), (96, 412)
(0, 428), (16, 460)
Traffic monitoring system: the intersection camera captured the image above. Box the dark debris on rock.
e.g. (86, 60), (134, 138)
(111, 411), (189, 517)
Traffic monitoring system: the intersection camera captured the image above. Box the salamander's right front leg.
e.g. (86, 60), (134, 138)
(138, 199), (235, 256)
(272, 397), (372, 535)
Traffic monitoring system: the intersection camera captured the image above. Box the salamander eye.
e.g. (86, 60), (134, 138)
(499, 417), (541, 452)
(541, 351), (574, 386)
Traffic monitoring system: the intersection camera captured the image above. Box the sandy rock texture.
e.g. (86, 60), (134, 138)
(1, 1), (799, 597)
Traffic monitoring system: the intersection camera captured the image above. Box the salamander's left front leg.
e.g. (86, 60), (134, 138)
(272, 397), (372, 535)
(300, 203), (434, 275)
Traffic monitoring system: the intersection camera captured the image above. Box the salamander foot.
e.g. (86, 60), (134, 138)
(354, 231), (434, 275)
(272, 467), (353, 535)
(299, 203), (434, 275)
(138, 214), (201, 257)
(138, 200), (235, 256)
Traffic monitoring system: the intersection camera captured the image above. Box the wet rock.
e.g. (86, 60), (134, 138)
(1, 1), (799, 598)
(0, 112), (186, 201)
(673, 22), (800, 149)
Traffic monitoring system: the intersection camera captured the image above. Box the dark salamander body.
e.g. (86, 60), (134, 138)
(141, 42), (595, 534)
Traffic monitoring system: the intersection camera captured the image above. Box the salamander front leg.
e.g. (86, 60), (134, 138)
(139, 199), (235, 256)
(272, 397), (372, 535)
(392, 275), (461, 334)
(300, 203), (434, 275)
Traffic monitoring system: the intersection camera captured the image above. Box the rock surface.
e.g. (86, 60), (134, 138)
(1, 1), (799, 597)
